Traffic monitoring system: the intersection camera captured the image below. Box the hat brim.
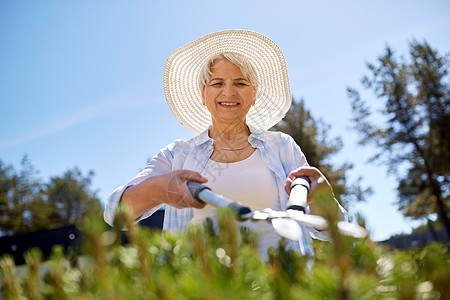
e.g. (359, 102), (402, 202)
(163, 29), (291, 135)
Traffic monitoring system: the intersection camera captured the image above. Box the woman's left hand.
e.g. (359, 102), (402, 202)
(285, 166), (334, 215)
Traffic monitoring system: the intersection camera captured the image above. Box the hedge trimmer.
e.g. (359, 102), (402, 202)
(188, 177), (368, 241)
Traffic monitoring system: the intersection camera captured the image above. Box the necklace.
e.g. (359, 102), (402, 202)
(221, 146), (245, 151)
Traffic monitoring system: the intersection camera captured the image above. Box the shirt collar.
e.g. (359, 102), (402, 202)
(194, 124), (266, 146)
(194, 128), (213, 146)
(247, 124), (266, 142)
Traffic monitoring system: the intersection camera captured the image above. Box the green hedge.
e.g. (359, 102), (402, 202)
(1, 207), (449, 300)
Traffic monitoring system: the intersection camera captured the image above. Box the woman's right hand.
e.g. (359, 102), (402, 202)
(121, 170), (207, 219)
(159, 170), (208, 209)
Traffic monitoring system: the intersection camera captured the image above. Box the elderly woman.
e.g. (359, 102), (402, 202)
(104, 30), (346, 257)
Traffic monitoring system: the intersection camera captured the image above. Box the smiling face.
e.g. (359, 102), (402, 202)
(202, 59), (256, 127)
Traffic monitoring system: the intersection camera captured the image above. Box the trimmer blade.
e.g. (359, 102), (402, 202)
(271, 218), (302, 241)
(337, 221), (368, 238)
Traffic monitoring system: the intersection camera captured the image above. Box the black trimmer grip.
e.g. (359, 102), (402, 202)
(229, 203), (252, 221)
(287, 176), (311, 212)
(187, 181), (211, 202)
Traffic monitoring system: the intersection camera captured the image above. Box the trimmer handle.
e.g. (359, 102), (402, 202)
(286, 176), (311, 213)
(187, 180), (211, 200)
(187, 181), (251, 219)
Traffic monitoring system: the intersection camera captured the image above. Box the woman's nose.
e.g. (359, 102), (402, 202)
(222, 83), (236, 96)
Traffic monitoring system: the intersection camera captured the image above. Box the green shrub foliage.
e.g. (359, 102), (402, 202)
(1, 207), (449, 299)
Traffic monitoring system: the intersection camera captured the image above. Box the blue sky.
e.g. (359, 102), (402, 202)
(1, 0), (449, 241)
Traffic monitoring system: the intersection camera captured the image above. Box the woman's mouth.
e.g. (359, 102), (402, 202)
(218, 102), (239, 107)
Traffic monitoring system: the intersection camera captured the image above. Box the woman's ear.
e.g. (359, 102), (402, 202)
(202, 88), (206, 106)
(252, 87), (256, 105)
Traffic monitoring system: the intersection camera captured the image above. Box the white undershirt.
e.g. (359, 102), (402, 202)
(193, 149), (280, 259)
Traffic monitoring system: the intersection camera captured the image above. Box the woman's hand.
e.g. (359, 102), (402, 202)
(160, 170), (208, 209)
(285, 166), (334, 215)
(121, 170), (207, 219)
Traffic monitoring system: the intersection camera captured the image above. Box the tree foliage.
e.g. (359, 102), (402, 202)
(43, 168), (101, 228)
(0, 156), (102, 235)
(347, 40), (450, 238)
(273, 99), (371, 207)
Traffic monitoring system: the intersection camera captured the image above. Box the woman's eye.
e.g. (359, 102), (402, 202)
(236, 82), (248, 86)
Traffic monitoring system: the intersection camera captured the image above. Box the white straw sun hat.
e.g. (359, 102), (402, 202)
(163, 29), (292, 135)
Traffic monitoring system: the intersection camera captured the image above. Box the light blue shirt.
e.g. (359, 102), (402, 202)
(104, 126), (347, 256)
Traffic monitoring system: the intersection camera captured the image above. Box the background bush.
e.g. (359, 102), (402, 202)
(1, 207), (449, 300)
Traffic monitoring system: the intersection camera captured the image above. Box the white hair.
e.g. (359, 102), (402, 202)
(198, 53), (259, 92)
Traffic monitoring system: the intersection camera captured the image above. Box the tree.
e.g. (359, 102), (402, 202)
(41, 168), (102, 228)
(347, 40), (450, 238)
(0, 156), (42, 234)
(272, 99), (371, 207)
(0, 156), (102, 235)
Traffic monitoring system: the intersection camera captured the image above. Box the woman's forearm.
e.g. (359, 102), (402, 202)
(120, 176), (165, 219)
